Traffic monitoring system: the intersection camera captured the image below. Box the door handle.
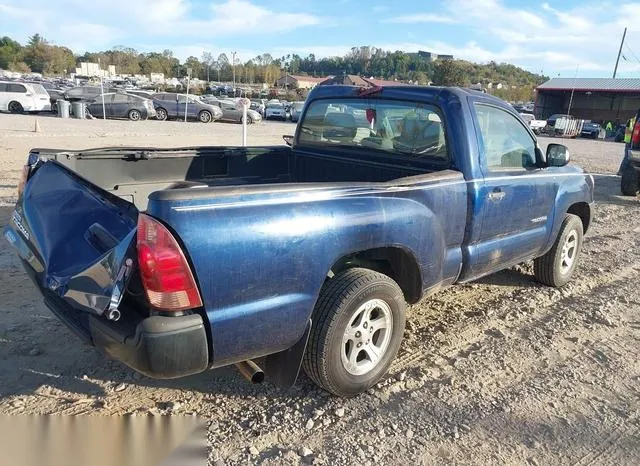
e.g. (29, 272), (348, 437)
(488, 188), (506, 202)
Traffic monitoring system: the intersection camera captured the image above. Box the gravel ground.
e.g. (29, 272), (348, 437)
(0, 113), (639, 465)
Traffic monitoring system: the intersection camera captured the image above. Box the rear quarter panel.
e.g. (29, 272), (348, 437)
(146, 177), (467, 366)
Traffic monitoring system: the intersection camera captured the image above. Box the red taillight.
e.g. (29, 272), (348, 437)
(632, 120), (640, 146)
(137, 214), (202, 311)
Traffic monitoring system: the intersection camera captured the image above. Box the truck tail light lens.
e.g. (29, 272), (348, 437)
(137, 214), (202, 311)
(632, 120), (640, 147)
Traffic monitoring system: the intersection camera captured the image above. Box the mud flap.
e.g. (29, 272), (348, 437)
(264, 320), (311, 388)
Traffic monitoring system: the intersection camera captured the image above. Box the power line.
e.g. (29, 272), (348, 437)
(624, 43), (640, 65)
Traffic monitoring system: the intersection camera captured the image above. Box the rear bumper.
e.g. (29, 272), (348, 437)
(45, 289), (210, 379)
(5, 229), (210, 380)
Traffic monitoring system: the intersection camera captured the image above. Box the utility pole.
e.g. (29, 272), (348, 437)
(232, 51), (237, 94)
(613, 27), (627, 78)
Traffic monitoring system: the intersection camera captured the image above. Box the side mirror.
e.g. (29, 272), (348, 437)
(535, 147), (546, 167)
(546, 143), (570, 167)
(283, 135), (294, 147)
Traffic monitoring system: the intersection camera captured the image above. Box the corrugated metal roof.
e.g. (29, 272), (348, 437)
(537, 78), (640, 92)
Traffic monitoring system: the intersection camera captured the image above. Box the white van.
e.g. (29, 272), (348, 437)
(0, 81), (51, 113)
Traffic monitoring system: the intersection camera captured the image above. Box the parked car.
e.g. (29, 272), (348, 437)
(211, 100), (262, 124)
(4, 85), (595, 397)
(0, 81), (51, 113)
(580, 121), (601, 139)
(152, 93), (222, 122)
(84, 92), (156, 121)
(290, 101), (305, 122)
(26, 81), (65, 112)
(64, 86), (115, 102)
(519, 113), (547, 134)
(265, 102), (286, 120)
(126, 90), (155, 99)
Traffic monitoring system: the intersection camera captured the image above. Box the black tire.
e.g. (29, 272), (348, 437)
(198, 110), (212, 123)
(303, 268), (406, 397)
(620, 165), (639, 196)
(156, 107), (168, 121)
(534, 214), (583, 288)
(241, 114), (253, 124)
(8, 101), (23, 114)
(128, 109), (142, 121)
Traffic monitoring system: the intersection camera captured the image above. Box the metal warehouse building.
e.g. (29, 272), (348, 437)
(535, 78), (640, 123)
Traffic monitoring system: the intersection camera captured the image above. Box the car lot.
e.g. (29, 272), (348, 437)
(0, 113), (639, 465)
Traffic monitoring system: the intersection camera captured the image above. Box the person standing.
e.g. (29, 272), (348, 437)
(618, 114), (636, 175)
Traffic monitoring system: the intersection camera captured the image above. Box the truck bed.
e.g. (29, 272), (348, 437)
(32, 145), (440, 210)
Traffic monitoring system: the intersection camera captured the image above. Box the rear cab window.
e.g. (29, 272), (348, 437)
(297, 98), (448, 163)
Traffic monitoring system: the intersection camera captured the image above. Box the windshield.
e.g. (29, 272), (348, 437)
(298, 98), (448, 160)
(267, 103), (283, 109)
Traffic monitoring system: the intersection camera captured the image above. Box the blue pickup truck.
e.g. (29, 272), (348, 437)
(4, 85), (594, 397)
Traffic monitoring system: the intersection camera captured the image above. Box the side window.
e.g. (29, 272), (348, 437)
(177, 95), (187, 104)
(474, 104), (536, 170)
(112, 94), (130, 103)
(8, 83), (27, 93)
(0, 83), (7, 92)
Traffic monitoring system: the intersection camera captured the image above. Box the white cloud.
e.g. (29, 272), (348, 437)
(382, 0), (640, 74)
(0, 0), (324, 52)
(386, 13), (456, 24)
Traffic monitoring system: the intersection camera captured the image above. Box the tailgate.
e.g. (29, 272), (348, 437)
(4, 160), (138, 316)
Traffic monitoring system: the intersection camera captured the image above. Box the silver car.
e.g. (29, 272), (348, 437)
(213, 100), (262, 124)
(265, 102), (286, 120)
(290, 102), (305, 122)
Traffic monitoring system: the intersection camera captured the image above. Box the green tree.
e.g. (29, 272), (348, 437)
(0, 36), (23, 69)
(24, 34), (48, 73)
(432, 59), (466, 86)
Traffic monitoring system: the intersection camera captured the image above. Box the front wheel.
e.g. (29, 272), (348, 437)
(534, 214), (584, 287)
(303, 268), (406, 397)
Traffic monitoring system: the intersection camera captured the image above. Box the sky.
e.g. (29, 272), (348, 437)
(1, 0), (640, 78)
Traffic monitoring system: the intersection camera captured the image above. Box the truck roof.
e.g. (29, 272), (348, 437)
(308, 84), (511, 110)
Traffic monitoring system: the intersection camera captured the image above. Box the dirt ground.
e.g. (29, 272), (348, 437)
(0, 113), (639, 465)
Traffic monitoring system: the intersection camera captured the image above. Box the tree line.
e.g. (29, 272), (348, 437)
(0, 36), (546, 100)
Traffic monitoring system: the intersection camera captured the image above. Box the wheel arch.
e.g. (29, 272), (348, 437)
(329, 246), (422, 304)
(567, 201), (591, 234)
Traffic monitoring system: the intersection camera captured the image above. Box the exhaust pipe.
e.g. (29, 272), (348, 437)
(235, 360), (264, 384)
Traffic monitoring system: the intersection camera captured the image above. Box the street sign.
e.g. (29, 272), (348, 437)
(235, 97), (250, 111)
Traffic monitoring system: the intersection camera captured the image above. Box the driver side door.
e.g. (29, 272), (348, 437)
(471, 103), (559, 277)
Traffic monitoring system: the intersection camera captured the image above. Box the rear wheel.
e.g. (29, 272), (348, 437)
(303, 268), (406, 397)
(8, 101), (23, 114)
(621, 165), (639, 196)
(534, 214), (584, 287)
(198, 110), (212, 123)
(128, 109), (142, 121)
(156, 108), (168, 121)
